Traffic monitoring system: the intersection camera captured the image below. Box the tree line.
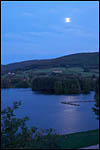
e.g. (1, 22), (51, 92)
(93, 78), (99, 119)
(32, 76), (98, 94)
(1, 73), (98, 95)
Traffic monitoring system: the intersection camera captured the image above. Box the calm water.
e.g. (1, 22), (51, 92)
(1, 88), (99, 134)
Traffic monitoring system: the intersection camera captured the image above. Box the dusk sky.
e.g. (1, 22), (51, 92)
(1, 1), (99, 64)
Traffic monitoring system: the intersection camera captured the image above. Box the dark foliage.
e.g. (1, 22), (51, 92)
(32, 76), (98, 94)
(93, 78), (99, 119)
(1, 101), (60, 149)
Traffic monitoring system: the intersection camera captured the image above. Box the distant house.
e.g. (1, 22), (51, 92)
(52, 70), (62, 73)
(12, 73), (15, 75)
(8, 72), (11, 75)
(8, 72), (15, 75)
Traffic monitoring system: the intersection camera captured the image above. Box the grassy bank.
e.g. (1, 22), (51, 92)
(31, 129), (99, 149)
(56, 129), (99, 149)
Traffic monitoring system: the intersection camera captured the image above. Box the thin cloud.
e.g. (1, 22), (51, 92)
(22, 12), (33, 17)
(51, 24), (96, 38)
(3, 22), (97, 43)
(48, 8), (58, 14)
(3, 31), (57, 42)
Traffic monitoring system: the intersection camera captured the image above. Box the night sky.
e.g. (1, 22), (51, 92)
(1, 1), (99, 64)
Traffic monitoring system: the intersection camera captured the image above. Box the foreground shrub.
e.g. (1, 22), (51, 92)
(1, 101), (60, 149)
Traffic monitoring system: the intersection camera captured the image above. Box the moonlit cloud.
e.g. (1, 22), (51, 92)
(65, 18), (71, 23)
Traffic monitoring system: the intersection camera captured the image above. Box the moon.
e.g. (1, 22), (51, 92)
(65, 18), (71, 23)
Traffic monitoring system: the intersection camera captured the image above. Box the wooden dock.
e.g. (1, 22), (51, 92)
(61, 100), (95, 106)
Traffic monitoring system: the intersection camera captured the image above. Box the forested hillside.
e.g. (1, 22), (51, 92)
(1, 52), (99, 74)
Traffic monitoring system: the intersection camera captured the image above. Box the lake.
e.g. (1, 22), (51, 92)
(1, 88), (99, 134)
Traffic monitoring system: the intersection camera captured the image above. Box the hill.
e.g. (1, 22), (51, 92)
(1, 52), (99, 74)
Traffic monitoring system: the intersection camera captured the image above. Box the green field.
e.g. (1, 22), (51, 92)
(24, 67), (99, 77)
(2, 66), (99, 80)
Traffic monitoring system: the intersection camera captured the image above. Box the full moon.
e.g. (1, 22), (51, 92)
(65, 18), (71, 23)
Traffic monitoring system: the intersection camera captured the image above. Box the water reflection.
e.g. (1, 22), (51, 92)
(1, 88), (99, 134)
